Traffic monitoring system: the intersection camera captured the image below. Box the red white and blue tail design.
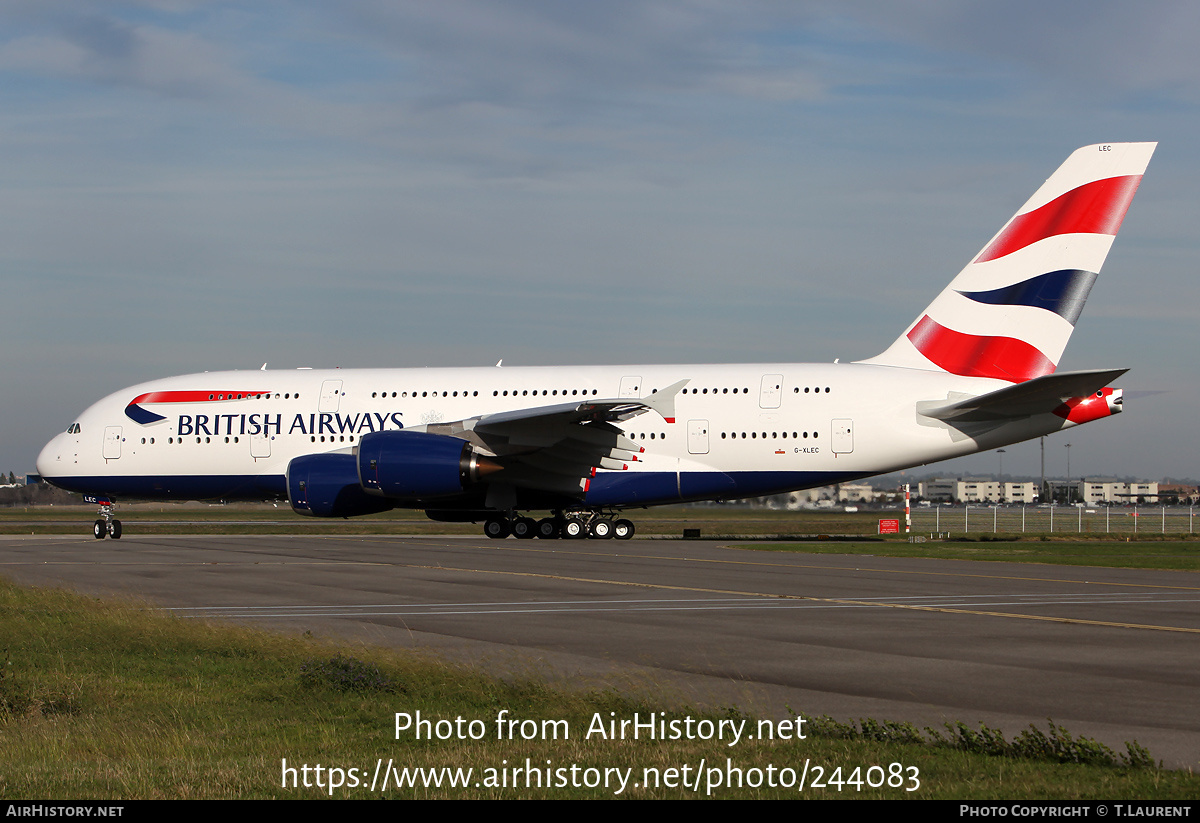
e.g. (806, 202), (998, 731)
(863, 143), (1156, 382)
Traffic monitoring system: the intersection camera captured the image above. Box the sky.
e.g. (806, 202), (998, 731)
(2, 1), (1197, 483)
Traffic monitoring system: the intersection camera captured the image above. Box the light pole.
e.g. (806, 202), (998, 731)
(997, 449), (1006, 503)
(1040, 437), (1046, 503)
(1064, 443), (1072, 503)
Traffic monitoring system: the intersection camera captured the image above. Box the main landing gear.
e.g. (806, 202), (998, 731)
(483, 510), (635, 541)
(93, 501), (122, 540)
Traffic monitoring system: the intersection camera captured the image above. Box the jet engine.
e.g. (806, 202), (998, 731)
(356, 430), (499, 500)
(286, 452), (395, 518)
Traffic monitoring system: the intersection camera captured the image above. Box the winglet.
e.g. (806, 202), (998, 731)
(644, 379), (689, 423)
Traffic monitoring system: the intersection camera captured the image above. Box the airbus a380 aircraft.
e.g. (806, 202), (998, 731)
(38, 143), (1155, 541)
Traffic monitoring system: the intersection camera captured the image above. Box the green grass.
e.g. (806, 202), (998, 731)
(1, 577), (1198, 799)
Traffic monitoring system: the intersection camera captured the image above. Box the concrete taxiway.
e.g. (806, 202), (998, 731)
(2, 534), (1198, 768)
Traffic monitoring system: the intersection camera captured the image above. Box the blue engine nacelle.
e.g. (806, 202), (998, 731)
(286, 452), (395, 518)
(357, 430), (495, 500)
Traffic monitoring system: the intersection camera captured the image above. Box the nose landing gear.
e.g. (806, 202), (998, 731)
(89, 497), (122, 540)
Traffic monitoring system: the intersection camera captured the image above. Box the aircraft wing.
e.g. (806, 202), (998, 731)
(417, 380), (689, 494)
(917, 369), (1127, 423)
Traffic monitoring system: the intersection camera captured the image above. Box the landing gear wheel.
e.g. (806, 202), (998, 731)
(484, 517), (510, 539)
(93, 519), (107, 540)
(562, 518), (587, 539)
(535, 518), (560, 539)
(613, 519), (635, 540)
(512, 517), (536, 539)
(108, 519), (123, 540)
(589, 519), (614, 539)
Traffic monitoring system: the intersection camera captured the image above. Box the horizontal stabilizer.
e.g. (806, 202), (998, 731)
(917, 368), (1127, 423)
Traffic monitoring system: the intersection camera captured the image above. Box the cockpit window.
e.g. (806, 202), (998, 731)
(67, 423), (81, 434)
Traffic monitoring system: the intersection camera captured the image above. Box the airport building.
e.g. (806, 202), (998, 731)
(1048, 479), (1161, 504)
(771, 483), (879, 509)
(768, 477), (1177, 509)
(918, 478), (1038, 503)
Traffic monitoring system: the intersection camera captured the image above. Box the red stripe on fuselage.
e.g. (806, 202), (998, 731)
(976, 175), (1142, 263)
(907, 315), (1054, 382)
(129, 390), (268, 405)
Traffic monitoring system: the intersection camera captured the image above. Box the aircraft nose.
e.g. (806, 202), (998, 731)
(36, 433), (64, 479)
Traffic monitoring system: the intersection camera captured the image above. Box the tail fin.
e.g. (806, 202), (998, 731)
(862, 142), (1156, 382)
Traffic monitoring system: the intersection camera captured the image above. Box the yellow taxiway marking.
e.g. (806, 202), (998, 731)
(345, 539), (1200, 635)
(363, 536), (1200, 592)
(388, 562), (1200, 634)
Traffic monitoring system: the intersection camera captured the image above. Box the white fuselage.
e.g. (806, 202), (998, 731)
(36, 361), (1076, 510)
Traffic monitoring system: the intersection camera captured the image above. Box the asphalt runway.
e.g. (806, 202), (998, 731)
(2, 533), (1198, 768)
